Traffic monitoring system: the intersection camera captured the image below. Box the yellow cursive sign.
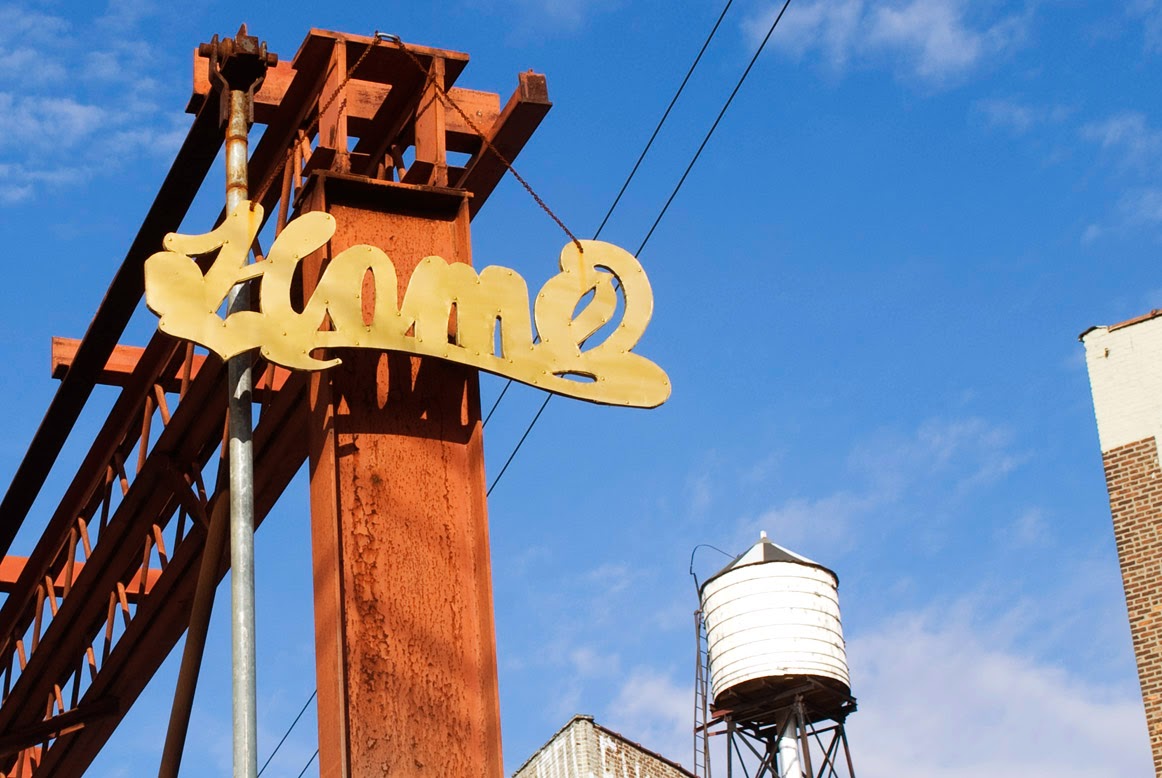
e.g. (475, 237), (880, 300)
(144, 202), (670, 408)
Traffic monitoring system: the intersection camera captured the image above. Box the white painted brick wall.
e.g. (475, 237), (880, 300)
(1083, 316), (1162, 453)
(513, 716), (693, 778)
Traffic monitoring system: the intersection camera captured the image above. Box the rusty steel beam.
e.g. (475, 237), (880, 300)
(459, 71), (552, 217)
(33, 373), (311, 777)
(0, 87), (225, 563)
(0, 557), (160, 600)
(0, 28), (552, 777)
(0, 698), (119, 759)
(190, 56), (499, 153)
(50, 337), (290, 398)
(303, 177), (502, 776)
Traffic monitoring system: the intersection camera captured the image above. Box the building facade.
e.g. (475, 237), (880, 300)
(1082, 311), (1162, 776)
(513, 715), (694, 778)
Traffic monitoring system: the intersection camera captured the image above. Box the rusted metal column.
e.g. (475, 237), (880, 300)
(302, 173), (503, 777)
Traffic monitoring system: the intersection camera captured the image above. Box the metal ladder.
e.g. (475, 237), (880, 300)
(693, 610), (712, 778)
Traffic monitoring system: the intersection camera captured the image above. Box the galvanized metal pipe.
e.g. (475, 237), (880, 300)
(226, 86), (258, 778)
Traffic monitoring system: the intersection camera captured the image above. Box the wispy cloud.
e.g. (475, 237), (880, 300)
(752, 0), (1029, 88)
(1081, 111), (1162, 171)
(1118, 187), (1162, 226)
(974, 97), (1071, 135)
(1129, 0), (1162, 54)
(0, 1), (184, 203)
(603, 667), (691, 766)
(1075, 112), (1162, 241)
(851, 608), (1150, 777)
(734, 416), (1024, 561)
(597, 599), (1150, 777)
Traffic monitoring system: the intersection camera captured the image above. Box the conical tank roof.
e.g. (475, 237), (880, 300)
(698, 531), (837, 594)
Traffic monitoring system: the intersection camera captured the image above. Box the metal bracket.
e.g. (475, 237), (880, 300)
(198, 25), (277, 126)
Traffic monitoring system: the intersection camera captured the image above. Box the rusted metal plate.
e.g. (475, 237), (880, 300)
(190, 54), (500, 151)
(304, 173), (502, 778)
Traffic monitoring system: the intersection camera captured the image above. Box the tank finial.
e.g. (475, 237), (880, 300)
(760, 530), (768, 541)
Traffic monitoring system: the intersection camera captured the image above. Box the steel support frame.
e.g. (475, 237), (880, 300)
(0, 28), (550, 778)
(713, 705), (857, 778)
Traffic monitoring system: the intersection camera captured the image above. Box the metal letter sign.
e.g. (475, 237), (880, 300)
(144, 202), (671, 407)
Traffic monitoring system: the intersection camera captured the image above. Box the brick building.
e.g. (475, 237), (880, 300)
(513, 715), (694, 778)
(1082, 311), (1162, 776)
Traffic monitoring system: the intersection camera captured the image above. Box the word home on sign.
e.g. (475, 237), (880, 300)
(143, 202), (670, 408)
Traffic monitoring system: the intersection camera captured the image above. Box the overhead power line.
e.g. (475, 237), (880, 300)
(294, 749), (320, 778)
(269, 3), (792, 761)
(256, 688), (317, 777)
(481, 0), (736, 432)
(487, 0), (795, 497)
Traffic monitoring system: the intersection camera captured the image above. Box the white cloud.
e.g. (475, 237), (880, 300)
(849, 610), (1151, 777)
(0, 94), (108, 151)
(850, 417), (1023, 498)
(604, 667), (691, 767)
(975, 98), (1071, 135)
(753, 0), (1028, 87)
(732, 417), (1024, 562)
(0, 3), (176, 203)
(598, 600), (1150, 778)
(744, 491), (876, 558)
(1081, 111), (1162, 170)
(995, 507), (1048, 548)
(1118, 187), (1162, 225)
(1129, 0), (1162, 54)
(0, 5), (69, 44)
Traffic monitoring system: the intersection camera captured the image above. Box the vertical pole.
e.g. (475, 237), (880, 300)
(775, 710), (803, 778)
(225, 84), (258, 778)
(726, 718), (735, 778)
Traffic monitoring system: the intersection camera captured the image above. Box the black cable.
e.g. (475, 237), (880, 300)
(480, 0), (736, 432)
(636, 0), (793, 257)
(486, 0), (795, 496)
(257, 688), (317, 776)
(294, 748), (319, 778)
(594, 0), (735, 239)
(689, 543), (736, 592)
(487, 393), (551, 497)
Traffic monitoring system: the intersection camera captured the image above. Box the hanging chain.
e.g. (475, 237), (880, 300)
(252, 32), (581, 253)
(377, 32), (582, 253)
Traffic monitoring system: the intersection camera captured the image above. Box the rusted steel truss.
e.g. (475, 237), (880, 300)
(0, 29), (549, 777)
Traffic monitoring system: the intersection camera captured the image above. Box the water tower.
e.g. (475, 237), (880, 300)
(693, 532), (857, 778)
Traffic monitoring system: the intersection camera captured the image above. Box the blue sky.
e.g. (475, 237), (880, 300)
(0, 0), (1159, 775)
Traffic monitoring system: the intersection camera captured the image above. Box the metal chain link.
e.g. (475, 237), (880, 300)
(377, 32), (583, 253)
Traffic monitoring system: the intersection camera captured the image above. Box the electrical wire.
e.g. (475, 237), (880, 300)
(256, 688), (317, 776)
(593, 0), (735, 239)
(273, 3), (792, 760)
(481, 0), (735, 432)
(635, 0), (792, 257)
(294, 748), (320, 778)
(486, 0), (795, 497)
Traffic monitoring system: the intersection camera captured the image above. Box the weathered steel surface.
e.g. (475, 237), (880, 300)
(305, 173), (502, 777)
(0, 28), (550, 777)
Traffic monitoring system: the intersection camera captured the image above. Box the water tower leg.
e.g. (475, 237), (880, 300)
(775, 710), (803, 778)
